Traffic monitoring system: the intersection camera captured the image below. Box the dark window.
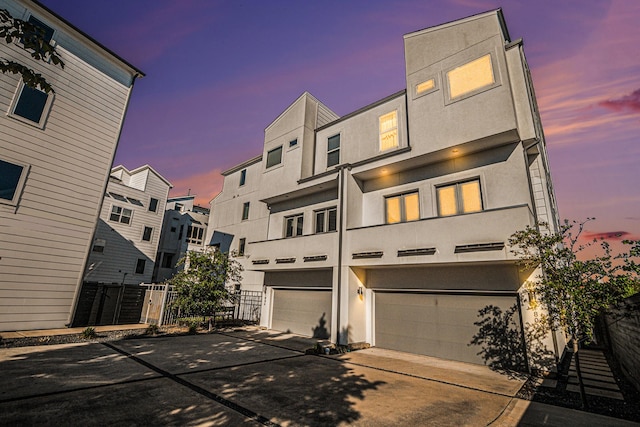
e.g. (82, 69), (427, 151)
(142, 226), (153, 241)
(238, 238), (246, 256)
(127, 197), (143, 206)
(109, 192), (127, 202)
(0, 159), (24, 202)
(149, 197), (159, 212)
(266, 146), (283, 168)
(13, 85), (48, 123)
(109, 206), (132, 224)
(327, 134), (340, 167)
(239, 169), (246, 186)
(285, 214), (304, 238)
(178, 225), (184, 240)
(289, 139), (298, 148)
(242, 202), (250, 220)
(162, 253), (174, 268)
(174, 203), (183, 211)
(315, 207), (337, 233)
(187, 225), (204, 244)
(27, 16), (54, 43)
(92, 240), (105, 253)
(170, 226), (177, 233)
(135, 259), (146, 274)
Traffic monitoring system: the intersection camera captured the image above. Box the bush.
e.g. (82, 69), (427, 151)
(80, 327), (96, 339)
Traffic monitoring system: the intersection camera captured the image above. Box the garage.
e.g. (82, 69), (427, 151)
(271, 289), (332, 339)
(374, 292), (525, 366)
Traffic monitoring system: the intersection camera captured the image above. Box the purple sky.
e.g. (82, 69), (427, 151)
(41, 0), (640, 244)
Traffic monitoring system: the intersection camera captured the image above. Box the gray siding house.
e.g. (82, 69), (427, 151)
(208, 10), (564, 368)
(0, 0), (143, 331)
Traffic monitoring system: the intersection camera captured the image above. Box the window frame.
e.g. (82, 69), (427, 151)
(109, 205), (133, 225)
(8, 80), (54, 129)
(266, 146), (283, 169)
(315, 207), (338, 234)
(242, 202), (250, 221)
(436, 178), (483, 217)
(327, 134), (340, 168)
(142, 226), (153, 242)
(0, 158), (30, 207)
(186, 225), (205, 244)
(92, 238), (106, 253)
(288, 138), (298, 149)
(135, 258), (146, 275)
(379, 110), (399, 152)
(385, 191), (420, 224)
(413, 76), (439, 99)
(284, 213), (304, 238)
(148, 197), (159, 212)
(239, 169), (247, 186)
(238, 238), (246, 256)
(443, 52), (500, 105)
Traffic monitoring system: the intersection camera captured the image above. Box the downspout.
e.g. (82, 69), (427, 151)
(336, 165), (348, 344)
(68, 72), (141, 327)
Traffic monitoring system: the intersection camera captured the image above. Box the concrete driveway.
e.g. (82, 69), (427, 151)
(0, 327), (634, 426)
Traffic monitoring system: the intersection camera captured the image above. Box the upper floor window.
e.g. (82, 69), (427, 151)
(289, 139), (298, 148)
(266, 146), (283, 168)
(238, 238), (246, 256)
(386, 192), (419, 224)
(10, 82), (53, 128)
(416, 79), (435, 95)
(187, 225), (204, 244)
(242, 202), (250, 220)
(315, 207), (337, 233)
(148, 197), (159, 212)
(135, 258), (146, 275)
(142, 226), (153, 242)
(109, 205), (132, 224)
(92, 239), (106, 253)
(26, 16), (54, 44)
(446, 54), (495, 100)
(0, 158), (29, 206)
(379, 111), (398, 151)
(437, 179), (482, 217)
(239, 169), (247, 186)
(327, 134), (340, 167)
(285, 213), (304, 238)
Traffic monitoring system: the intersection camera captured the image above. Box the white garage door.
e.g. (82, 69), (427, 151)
(375, 292), (524, 366)
(271, 289), (332, 339)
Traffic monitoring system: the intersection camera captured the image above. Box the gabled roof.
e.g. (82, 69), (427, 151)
(264, 91), (339, 133)
(111, 164), (173, 188)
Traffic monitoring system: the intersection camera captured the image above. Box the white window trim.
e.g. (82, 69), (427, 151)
(8, 80), (55, 129)
(284, 213), (304, 238)
(142, 226), (154, 242)
(265, 145), (284, 170)
(379, 110), (399, 152)
(109, 204), (133, 225)
(0, 158), (30, 207)
(326, 133), (341, 169)
(314, 207), (338, 234)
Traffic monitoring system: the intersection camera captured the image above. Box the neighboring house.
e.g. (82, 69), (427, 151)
(208, 9), (565, 369)
(153, 195), (210, 283)
(0, 0), (143, 332)
(83, 165), (171, 284)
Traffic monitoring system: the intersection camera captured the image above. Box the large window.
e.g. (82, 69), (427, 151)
(285, 214), (304, 238)
(266, 146), (283, 168)
(109, 205), (132, 224)
(327, 134), (340, 167)
(242, 202), (250, 220)
(187, 225), (204, 244)
(0, 159), (28, 205)
(379, 111), (398, 151)
(386, 192), (420, 224)
(437, 179), (482, 217)
(446, 54), (495, 100)
(315, 207), (337, 233)
(10, 82), (52, 127)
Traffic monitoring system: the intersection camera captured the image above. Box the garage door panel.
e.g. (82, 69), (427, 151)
(375, 293), (523, 366)
(272, 289), (331, 339)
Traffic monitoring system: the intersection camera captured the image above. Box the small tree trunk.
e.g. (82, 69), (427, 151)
(573, 337), (589, 409)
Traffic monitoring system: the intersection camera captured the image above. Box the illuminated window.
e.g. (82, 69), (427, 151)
(446, 54), (495, 99)
(285, 213), (304, 237)
(327, 134), (340, 167)
(416, 79), (435, 95)
(379, 111), (398, 151)
(315, 207), (337, 233)
(437, 179), (482, 217)
(266, 146), (282, 168)
(385, 192), (419, 224)
(109, 205), (132, 224)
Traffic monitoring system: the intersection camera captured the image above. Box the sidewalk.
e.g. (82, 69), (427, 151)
(0, 324), (148, 339)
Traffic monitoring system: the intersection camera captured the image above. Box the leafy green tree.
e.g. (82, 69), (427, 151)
(1, 8), (64, 93)
(169, 248), (243, 325)
(509, 219), (640, 407)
